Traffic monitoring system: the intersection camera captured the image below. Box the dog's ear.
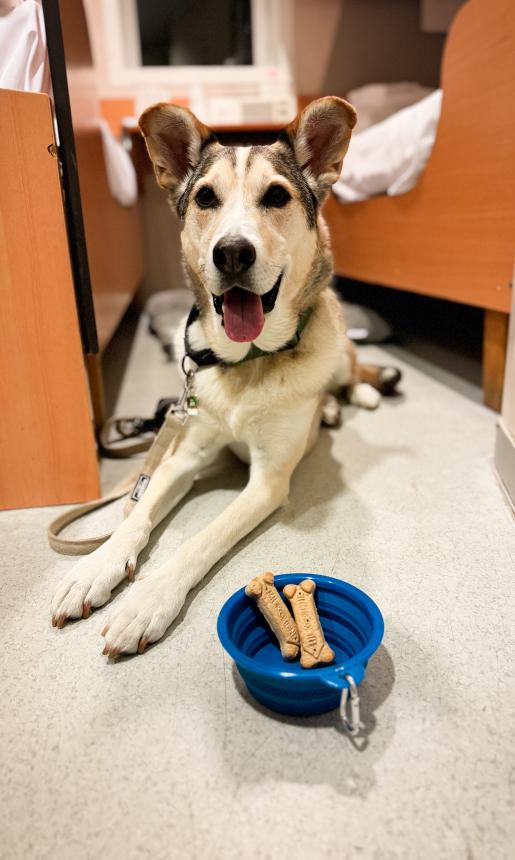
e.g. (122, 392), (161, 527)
(281, 96), (356, 199)
(139, 103), (217, 194)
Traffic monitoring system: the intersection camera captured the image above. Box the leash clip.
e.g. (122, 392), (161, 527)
(173, 359), (199, 419)
(340, 674), (363, 736)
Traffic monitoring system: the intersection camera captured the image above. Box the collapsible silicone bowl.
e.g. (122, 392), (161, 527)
(217, 574), (384, 729)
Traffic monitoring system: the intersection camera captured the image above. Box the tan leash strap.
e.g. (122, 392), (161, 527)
(47, 409), (187, 556)
(122, 411), (186, 518)
(47, 472), (139, 555)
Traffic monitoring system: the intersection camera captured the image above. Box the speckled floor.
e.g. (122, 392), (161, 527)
(1, 318), (514, 860)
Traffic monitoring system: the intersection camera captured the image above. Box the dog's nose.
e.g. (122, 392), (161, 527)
(213, 237), (256, 276)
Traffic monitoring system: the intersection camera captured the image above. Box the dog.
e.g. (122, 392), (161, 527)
(51, 97), (400, 655)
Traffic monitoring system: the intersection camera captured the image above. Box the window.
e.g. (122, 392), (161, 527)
(135, 0), (253, 67)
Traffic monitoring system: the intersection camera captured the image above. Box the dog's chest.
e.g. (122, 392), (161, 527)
(193, 362), (318, 446)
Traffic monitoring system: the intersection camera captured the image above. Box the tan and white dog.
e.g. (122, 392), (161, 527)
(51, 97), (399, 655)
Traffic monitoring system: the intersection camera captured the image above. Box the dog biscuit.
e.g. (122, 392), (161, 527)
(245, 572), (300, 660)
(283, 579), (335, 668)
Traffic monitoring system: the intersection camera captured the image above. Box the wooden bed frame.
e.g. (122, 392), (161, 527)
(324, 0), (515, 409)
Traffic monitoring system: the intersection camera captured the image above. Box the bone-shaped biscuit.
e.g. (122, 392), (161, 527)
(245, 572), (300, 660)
(283, 579), (335, 668)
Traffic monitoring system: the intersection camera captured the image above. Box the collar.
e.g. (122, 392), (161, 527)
(183, 303), (313, 370)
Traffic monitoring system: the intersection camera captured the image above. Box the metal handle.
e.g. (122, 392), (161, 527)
(340, 674), (363, 736)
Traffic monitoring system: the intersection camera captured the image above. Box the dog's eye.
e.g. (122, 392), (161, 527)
(262, 184), (291, 208)
(195, 186), (217, 209)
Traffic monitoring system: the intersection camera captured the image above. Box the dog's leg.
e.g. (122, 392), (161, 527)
(51, 423), (223, 627)
(330, 337), (401, 408)
(101, 417), (313, 657)
(355, 362), (402, 395)
(327, 343), (380, 410)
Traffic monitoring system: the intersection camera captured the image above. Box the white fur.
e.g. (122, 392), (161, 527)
(380, 367), (399, 384)
(349, 382), (380, 409)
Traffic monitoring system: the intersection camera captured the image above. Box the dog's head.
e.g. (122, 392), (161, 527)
(139, 97), (356, 346)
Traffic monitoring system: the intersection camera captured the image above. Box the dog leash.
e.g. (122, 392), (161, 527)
(48, 304), (314, 555)
(47, 377), (196, 555)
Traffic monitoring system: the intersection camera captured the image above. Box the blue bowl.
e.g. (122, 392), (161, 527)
(217, 573), (384, 717)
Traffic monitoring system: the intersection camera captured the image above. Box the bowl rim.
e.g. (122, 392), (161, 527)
(216, 573), (384, 683)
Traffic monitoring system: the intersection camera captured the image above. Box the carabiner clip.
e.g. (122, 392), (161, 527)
(340, 674), (363, 736)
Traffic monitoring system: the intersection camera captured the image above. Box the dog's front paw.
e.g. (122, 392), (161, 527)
(51, 537), (141, 628)
(101, 575), (185, 657)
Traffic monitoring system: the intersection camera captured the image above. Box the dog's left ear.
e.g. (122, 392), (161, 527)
(139, 103), (216, 197)
(281, 96), (357, 199)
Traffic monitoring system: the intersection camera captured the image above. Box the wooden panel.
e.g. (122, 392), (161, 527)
(73, 127), (144, 350)
(483, 310), (509, 411)
(100, 98), (135, 137)
(325, 0), (515, 314)
(0, 89), (100, 509)
(501, 263), (515, 434)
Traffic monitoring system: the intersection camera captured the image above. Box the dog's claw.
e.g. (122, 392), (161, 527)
(138, 638), (149, 654)
(102, 641), (121, 659)
(101, 624), (109, 637)
(126, 560), (135, 582)
(82, 602), (92, 619)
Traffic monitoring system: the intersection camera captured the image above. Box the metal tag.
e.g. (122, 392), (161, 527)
(131, 473), (151, 502)
(170, 368), (199, 422)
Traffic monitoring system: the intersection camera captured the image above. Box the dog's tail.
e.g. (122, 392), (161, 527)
(354, 362), (402, 395)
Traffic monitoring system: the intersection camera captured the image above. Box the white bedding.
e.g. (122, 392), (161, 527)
(0, 0), (50, 93)
(333, 89), (443, 203)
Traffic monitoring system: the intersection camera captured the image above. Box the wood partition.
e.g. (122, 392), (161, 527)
(324, 0), (515, 407)
(0, 89), (100, 509)
(325, 0), (514, 313)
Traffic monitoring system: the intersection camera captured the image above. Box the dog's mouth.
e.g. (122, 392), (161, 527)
(212, 274), (282, 343)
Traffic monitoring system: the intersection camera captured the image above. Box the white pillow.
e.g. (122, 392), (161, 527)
(0, 0), (50, 94)
(347, 81), (435, 132)
(333, 89), (443, 203)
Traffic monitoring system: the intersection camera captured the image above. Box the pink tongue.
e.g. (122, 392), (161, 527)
(223, 287), (265, 343)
